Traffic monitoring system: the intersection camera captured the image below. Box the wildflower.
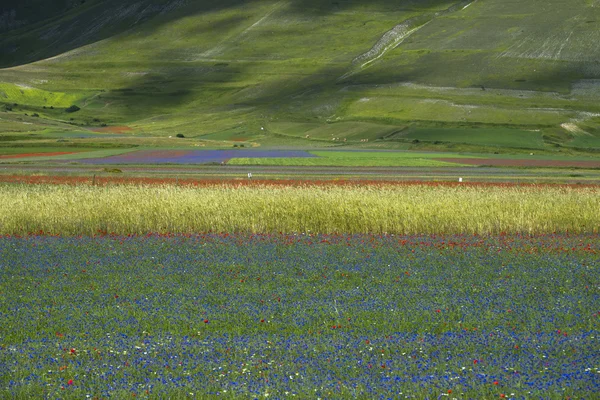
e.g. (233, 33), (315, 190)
(204, 319), (209, 323)
(67, 379), (73, 386)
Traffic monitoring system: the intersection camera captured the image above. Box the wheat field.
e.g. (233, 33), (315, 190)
(0, 183), (598, 235)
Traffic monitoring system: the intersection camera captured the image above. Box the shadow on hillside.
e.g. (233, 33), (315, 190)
(0, 0), (447, 68)
(106, 42), (592, 132)
(4, 0), (594, 131)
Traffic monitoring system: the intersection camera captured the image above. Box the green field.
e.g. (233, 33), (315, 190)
(0, 0), (599, 154)
(228, 151), (474, 167)
(0, 148), (136, 162)
(0, 147), (94, 155)
(398, 127), (546, 148)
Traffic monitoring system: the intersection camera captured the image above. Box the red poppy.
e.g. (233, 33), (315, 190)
(67, 379), (73, 386)
(204, 319), (209, 323)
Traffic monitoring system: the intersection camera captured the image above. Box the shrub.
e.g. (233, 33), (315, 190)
(103, 168), (123, 173)
(176, 133), (185, 138)
(65, 105), (80, 113)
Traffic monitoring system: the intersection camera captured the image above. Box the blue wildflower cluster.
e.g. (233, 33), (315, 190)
(0, 234), (598, 399)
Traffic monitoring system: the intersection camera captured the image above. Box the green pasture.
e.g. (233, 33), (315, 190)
(567, 134), (600, 150)
(228, 151), (474, 167)
(198, 126), (263, 142)
(0, 147), (93, 155)
(400, 127), (546, 148)
(0, 83), (83, 108)
(270, 121), (403, 142)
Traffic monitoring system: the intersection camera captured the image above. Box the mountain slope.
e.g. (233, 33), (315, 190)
(1, 0), (600, 152)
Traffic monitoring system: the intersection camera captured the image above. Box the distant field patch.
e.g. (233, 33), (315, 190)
(0, 149), (136, 163)
(271, 121), (403, 142)
(568, 135), (600, 149)
(0, 151), (76, 159)
(401, 127), (546, 148)
(90, 126), (133, 134)
(80, 150), (317, 165)
(439, 158), (600, 168)
(0, 147), (92, 156)
(229, 151), (475, 167)
(199, 127), (262, 142)
(0, 83), (81, 108)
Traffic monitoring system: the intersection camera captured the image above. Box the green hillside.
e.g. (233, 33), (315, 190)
(1, 0), (600, 153)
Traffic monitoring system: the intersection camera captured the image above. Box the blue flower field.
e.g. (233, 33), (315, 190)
(1, 234), (598, 399)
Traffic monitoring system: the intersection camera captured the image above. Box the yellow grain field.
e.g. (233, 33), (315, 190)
(0, 183), (598, 235)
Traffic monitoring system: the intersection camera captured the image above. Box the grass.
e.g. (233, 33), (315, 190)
(0, 183), (598, 235)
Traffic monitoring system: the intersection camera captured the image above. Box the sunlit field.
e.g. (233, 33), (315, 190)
(0, 183), (598, 235)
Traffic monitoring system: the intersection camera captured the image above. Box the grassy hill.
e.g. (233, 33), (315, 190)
(1, 0), (600, 153)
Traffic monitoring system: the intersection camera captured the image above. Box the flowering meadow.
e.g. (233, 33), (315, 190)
(1, 233), (598, 399)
